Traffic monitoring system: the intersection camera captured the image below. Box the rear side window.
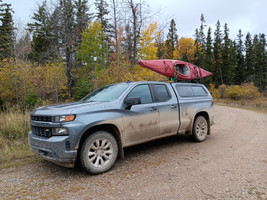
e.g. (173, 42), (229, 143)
(153, 84), (171, 102)
(176, 85), (207, 97)
(176, 86), (194, 97)
(192, 86), (207, 96)
(127, 84), (152, 104)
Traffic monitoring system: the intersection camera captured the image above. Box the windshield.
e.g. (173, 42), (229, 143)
(82, 83), (129, 102)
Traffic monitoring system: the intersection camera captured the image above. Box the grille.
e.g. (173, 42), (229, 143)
(32, 126), (53, 138)
(31, 115), (52, 122)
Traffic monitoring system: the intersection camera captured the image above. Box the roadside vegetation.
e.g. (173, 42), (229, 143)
(209, 82), (267, 113)
(0, 106), (39, 169)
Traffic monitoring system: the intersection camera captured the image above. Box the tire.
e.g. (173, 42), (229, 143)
(79, 131), (118, 174)
(193, 116), (208, 142)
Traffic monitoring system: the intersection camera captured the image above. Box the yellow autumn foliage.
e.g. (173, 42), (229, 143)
(0, 59), (68, 104)
(225, 82), (261, 100)
(0, 59), (27, 102)
(209, 83), (220, 99)
(138, 22), (159, 60)
(174, 37), (196, 62)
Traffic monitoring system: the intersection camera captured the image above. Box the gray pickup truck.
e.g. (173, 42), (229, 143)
(29, 81), (215, 174)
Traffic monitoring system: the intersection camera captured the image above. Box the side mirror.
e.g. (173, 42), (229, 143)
(124, 97), (141, 110)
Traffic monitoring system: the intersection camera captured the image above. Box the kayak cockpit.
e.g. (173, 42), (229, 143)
(176, 64), (190, 76)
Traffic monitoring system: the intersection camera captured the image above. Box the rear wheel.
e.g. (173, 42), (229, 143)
(79, 131), (118, 174)
(193, 116), (208, 142)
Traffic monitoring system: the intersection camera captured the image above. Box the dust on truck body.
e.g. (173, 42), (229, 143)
(29, 81), (215, 174)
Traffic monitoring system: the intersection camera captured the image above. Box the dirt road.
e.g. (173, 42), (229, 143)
(0, 105), (267, 200)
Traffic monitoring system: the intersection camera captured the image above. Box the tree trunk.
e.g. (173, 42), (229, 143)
(66, 46), (72, 97)
(129, 0), (137, 66)
(112, 0), (120, 80)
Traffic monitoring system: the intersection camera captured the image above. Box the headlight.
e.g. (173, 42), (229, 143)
(54, 115), (75, 122)
(53, 128), (69, 136)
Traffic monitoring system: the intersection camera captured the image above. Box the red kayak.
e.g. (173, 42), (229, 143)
(137, 59), (212, 80)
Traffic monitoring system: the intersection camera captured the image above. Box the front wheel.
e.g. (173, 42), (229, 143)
(79, 131), (118, 174)
(193, 116), (208, 142)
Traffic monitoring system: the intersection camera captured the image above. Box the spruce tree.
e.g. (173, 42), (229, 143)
(156, 31), (166, 59)
(259, 34), (267, 90)
(221, 23), (235, 85)
(229, 40), (237, 85)
(253, 34), (260, 87)
(124, 23), (133, 61)
(0, 2), (15, 60)
(95, 0), (109, 34)
(203, 26), (214, 84)
(74, 0), (91, 69)
(74, 0), (91, 46)
(95, 0), (109, 64)
(27, 1), (54, 63)
(244, 32), (254, 82)
(60, 0), (75, 97)
(253, 33), (267, 90)
(235, 29), (245, 84)
(213, 20), (223, 85)
(165, 19), (178, 59)
(194, 14), (206, 66)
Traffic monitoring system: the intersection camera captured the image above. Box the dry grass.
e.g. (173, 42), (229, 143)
(0, 137), (39, 169)
(0, 106), (31, 139)
(215, 98), (267, 114)
(0, 106), (39, 169)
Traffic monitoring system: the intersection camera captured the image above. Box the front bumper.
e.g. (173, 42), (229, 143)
(28, 131), (77, 168)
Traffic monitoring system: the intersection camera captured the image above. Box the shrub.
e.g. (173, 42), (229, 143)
(226, 85), (242, 100)
(225, 82), (261, 100)
(74, 78), (93, 101)
(0, 97), (3, 111)
(239, 82), (261, 100)
(263, 88), (267, 97)
(20, 92), (41, 110)
(209, 83), (220, 99)
(218, 84), (227, 99)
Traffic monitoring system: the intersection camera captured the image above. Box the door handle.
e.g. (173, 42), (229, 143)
(150, 107), (157, 111)
(170, 105), (177, 109)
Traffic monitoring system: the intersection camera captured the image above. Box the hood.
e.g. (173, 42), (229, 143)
(31, 101), (104, 116)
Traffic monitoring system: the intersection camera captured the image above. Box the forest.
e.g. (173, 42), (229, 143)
(0, 0), (267, 109)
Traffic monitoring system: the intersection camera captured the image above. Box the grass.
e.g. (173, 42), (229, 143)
(0, 137), (39, 169)
(215, 97), (267, 114)
(0, 106), (31, 139)
(0, 106), (39, 169)
(248, 186), (266, 199)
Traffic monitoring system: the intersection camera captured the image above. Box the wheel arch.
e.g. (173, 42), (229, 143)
(192, 111), (210, 135)
(78, 124), (124, 159)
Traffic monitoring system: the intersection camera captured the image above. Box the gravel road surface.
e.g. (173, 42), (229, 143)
(0, 105), (267, 200)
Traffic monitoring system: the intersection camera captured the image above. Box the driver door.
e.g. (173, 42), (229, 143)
(122, 84), (159, 146)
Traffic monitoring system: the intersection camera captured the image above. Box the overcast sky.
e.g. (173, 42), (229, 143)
(4, 0), (267, 40)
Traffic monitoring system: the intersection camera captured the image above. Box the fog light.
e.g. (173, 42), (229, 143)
(53, 128), (69, 136)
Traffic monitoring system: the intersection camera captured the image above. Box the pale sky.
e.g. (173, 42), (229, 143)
(4, 0), (267, 40)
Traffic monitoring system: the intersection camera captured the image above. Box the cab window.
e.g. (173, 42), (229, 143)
(127, 85), (153, 104)
(153, 84), (171, 102)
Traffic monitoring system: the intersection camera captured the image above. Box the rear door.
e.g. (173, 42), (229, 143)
(152, 83), (179, 135)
